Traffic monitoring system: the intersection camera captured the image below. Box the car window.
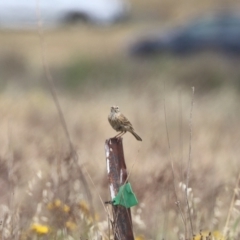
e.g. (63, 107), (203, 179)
(185, 21), (221, 39)
(217, 16), (240, 38)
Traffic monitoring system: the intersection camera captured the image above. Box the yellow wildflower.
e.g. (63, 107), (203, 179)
(54, 199), (62, 208)
(65, 221), (77, 231)
(47, 202), (54, 210)
(31, 223), (49, 235)
(63, 204), (70, 213)
(193, 231), (225, 240)
(212, 231), (225, 239)
(79, 200), (90, 216)
(135, 235), (145, 240)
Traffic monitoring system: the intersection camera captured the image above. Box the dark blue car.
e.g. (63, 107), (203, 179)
(130, 13), (240, 56)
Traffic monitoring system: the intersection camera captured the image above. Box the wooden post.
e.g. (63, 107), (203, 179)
(105, 138), (134, 240)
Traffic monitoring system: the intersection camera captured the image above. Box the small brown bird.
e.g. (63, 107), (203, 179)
(108, 106), (142, 141)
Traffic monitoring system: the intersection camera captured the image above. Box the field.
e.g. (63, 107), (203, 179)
(1, 1), (240, 239)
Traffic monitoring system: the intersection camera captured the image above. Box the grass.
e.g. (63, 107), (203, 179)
(1, 79), (240, 239)
(1, 3), (240, 239)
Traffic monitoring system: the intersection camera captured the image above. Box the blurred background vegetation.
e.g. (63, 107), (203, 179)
(1, 0), (240, 239)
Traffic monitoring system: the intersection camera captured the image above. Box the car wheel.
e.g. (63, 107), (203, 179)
(63, 12), (89, 25)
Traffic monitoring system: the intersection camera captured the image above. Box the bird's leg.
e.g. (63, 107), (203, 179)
(116, 131), (126, 139)
(114, 132), (123, 138)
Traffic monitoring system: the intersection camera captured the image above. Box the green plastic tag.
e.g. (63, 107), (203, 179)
(112, 183), (138, 208)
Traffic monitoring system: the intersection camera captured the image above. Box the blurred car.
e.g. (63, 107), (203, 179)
(0, 0), (128, 28)
(130, 13), (240, 56)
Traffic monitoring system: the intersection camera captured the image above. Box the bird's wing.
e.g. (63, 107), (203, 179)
(119, 113), (133, 128)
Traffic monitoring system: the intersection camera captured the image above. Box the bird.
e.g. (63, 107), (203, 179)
(108, 105), (142, 141)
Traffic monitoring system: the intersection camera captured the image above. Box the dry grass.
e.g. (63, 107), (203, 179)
(1, 82), (240, 239)
(1, 2), (240, 239)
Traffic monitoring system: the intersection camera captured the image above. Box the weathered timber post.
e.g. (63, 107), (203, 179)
(105, 138), (134, 240)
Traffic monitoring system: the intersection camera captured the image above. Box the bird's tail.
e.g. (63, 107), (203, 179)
(130, 130), (142, 141)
